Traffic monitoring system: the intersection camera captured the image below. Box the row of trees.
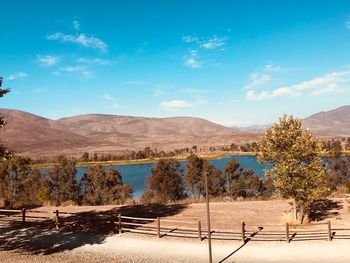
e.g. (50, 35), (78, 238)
(0, 155), (133, 208)
(141, 154), (274, 203)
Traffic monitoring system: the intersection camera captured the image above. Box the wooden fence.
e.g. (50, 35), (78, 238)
(0, 209), (74, 230)
(116, 214), (337, 243)
(0, 209), (346, 243)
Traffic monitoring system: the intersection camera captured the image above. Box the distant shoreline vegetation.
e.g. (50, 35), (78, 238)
(32, 151), (257, 169)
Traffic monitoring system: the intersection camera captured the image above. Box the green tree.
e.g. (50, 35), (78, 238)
(81, 165), (132, 205)
(185, 154), (225, 197)
(185, 154), (206, 197)
(81, 152), (89, 162)
(258, 115), (327, 222)
(142, 158), (185, 203)
(47, 156), (79, 205)
(223, 159), (243, 193)
(0, 77), (11, 160)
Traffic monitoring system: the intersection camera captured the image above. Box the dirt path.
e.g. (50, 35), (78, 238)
(2, 235), (350, 263)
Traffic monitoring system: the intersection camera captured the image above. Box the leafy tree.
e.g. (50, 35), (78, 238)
(142, 158), (185, 203)
(204, 161), (225, 197)
(0, 77), (11, 160)
(0, 156), (48, 208)
(81, 152), (89, 162)
(81, 165), (132, 205)
(228, 169), (262, 198)
(185, 154), (225, 197)
(258, 115), (327, 222)
(20, 168), (50, 207)
(185, 154), (206, 197)
(223, 159), (244, 193)
(47, 156), (79, 205)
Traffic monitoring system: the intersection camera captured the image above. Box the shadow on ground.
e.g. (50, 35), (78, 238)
(0, 203), (187, 255)
(307, 199), (343, 222)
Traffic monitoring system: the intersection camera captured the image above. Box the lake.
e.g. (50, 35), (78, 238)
(75, 155), (269, 198)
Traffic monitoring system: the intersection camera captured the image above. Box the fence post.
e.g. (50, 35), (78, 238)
(198, 220), (202, 241)
(22, 208), (26, 225)
(118, 214), (122, 234)
(286, 223), (290, 243)
(55, 210), (59, 230)
(157, 217), (160, 238)
(241, 222), (245, 243)
(328, 221), (332, 241)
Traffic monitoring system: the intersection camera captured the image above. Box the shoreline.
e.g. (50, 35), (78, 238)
(32, 151), (257, 169)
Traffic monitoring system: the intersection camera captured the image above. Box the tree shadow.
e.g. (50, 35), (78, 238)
(307, 199), (343, 222)
(0, 203), (187, 255)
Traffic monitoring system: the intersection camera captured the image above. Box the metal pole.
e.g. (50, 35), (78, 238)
(205, 172), (212, 263)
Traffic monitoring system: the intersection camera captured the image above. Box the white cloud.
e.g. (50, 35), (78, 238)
(292, 71), (350, 90)
(200, 36), (226, 49)
(183, 50), (201, 68)
(77, 57), (111, 65)
(37, 55), (60, 66)
(7, 72), (28, 80)
(47, 32), (107, 52)
(102, 94), (114, 101)
(182, 35), (226, 69)
(182, 35), (226, 49)
(59, 66), (83, 72)
(244, 73), (272, 89)
(102, 94), (121, 108)
(309, 83), (344, 96)
(246, 87), (300, 101)
(246, 70), (350, 101)
(73, 20), (80, 30)
(160, 100), (193, 109)
(53, 66), (94, 79)
(264, 64), (282, 72)
(182, 35), (199, 43)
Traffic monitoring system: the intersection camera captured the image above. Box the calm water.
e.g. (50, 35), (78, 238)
(74, 155), (269, 198)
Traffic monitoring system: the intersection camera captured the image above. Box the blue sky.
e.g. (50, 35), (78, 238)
(1, 0), (350, 126)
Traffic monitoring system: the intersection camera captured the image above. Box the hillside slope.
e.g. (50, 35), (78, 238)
(0, 109), (255, 156)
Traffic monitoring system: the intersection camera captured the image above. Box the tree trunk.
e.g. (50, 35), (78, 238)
(293, 200), (297, 221)
(300, 205), (305, 224)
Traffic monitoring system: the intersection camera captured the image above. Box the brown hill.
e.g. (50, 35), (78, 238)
(302, 106), (350, 137)
(0, 109), (257, 157)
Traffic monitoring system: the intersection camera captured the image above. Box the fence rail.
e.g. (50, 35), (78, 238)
(0, 209), (347, 243)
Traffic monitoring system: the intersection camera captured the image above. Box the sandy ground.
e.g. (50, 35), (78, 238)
(2, 235), (350, 263)
(1, 198), (350, 262)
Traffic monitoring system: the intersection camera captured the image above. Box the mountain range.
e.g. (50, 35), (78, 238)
(0, 109), (257, 157)
(0, 105), (349, 157)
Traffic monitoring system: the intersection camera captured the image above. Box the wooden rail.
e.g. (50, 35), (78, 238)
(0, 209), (340, 243)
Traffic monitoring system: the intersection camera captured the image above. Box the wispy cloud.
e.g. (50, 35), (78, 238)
(244, 73), (272, 89)
(7, 72), (28, 80)
(102, 94), (120, 108)
(37, 55), (60, 66)
(246, 70), (350, 101)
(182, 35), (226, 69)
(160, 100), (193, 109)
(183, 50), (201, 68)
(77, 57), (111, 65)
(73, 20), (80, 30)
(53, 66), (94, 78)
(346, 18), (350, 29)
(246, 87), (300, 101)
(200, 36), (226, 49)
(47, 32), (107, 52)
(264, 64), (282, 72)
(182, 35), (226, 49)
